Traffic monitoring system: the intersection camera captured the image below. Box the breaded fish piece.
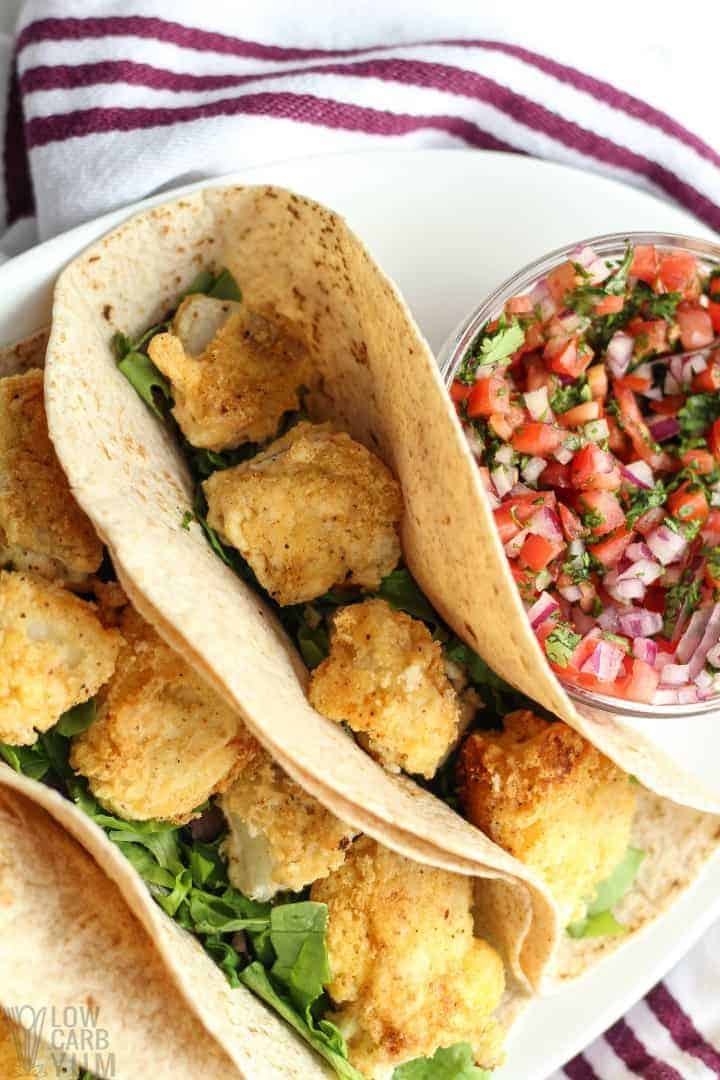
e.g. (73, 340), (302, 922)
(71, 606), (253, 823)
(309, 598), (460, 778)
(204, 423), (403, 606)
(148, 299), (311, 450)
(310, 837), (505, 1078)
(220, 745), (358, 901)
(0, 370), (103, 587)
(0, 570), (121, 746)
(458, 710), (638, 925)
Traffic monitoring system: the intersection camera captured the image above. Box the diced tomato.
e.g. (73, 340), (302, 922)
(510, 562), (539, 601)
(518, 534), (564, 572)
(710, 418), (720, 461)
(702, 509), (720, 546)
(511, 422), (565, 456)
(546, 261), (578, 303)
(606, 415), (630, 456)
(558, 502), (583, 540)
(627, 317), (668, 358)
(493, 492), (558, 542)
(578, 490), (625, 536)
(544, 336), (593, 379)
(643, 585), (666, 614)
(614, 659), (660, 704)
(693, 361), (720, 393)
(467, 376), (511, 418)
(635, 507), (666, 535)
(450, 380), (471, 404)
(506, 295), (533, 315)
(524, 355), (553, 391)
(540, 461), (572, 489)
(570, 444), (622, 491)
(630, 244), (658, 284)
(588, 525), (634, 568)
(705, 560), (720, 590)
(649, 394), (684, 415)
(567, 629), (602, 672)
(710, 301), (720, 334)
(594, 294), (624, 316)
(615, 374), (651, 393)
(659, 252), (699, 297)
(667, 482), (709, 523)
(488, 413), (513, 441)
(676, 301), (714, 351)
(613, 383), (673, 470)
(681, 448), (715, 474)
(557, 400), (601, 428)
(587, 364), (608, 401)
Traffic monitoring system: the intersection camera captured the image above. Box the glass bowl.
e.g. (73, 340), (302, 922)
(437, 231), (720, 720)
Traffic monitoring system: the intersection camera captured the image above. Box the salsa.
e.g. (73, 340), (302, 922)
(451, 242), (720, 707)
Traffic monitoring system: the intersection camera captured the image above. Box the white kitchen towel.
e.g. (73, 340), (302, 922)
(0, 2), (718, 1077)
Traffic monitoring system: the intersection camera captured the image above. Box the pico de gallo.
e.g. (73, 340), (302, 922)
(450, 241), (720, 707)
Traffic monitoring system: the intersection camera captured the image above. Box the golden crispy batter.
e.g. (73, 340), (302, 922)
(70, 606), (254, 823)
(220, 745), (358, 901)
(0, 570), (121, 745)
(148, 301), (311, 450)
(203, 423), (403, 606)
(310, 837), (505, 1077)
(0, 371), (103, 587)
(309, 599), (460, 779)
(458, 710), (638, 924)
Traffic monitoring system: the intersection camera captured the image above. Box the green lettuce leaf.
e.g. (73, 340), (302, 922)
(378, 568), (438, 624)
(270, 901), (332, 1013)
(393, 1043), (491, 1079)
(117, 352), (171, 418)
(55, 699), (96, 737)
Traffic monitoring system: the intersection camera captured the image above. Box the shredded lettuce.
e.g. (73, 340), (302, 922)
(394, 1044), (491, 1079)
(567, 847), (645, 939)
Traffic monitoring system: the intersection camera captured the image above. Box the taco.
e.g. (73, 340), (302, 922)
(0, 345), (535, 1078)
(34, 182), (719, 995)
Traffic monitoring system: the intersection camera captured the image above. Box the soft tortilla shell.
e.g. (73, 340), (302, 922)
(44, 184), (558, 988)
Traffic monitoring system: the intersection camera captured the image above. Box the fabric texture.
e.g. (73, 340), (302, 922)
(0, 1), (718, 1076)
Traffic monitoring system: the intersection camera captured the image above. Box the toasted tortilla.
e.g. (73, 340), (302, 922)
(44, 185), (560, 990)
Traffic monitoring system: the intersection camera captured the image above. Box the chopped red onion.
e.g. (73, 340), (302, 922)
(688, 604), (720, 679)
(617, 558), (663, 585)
(523, 386), (551, 422)
(608, 577), (647, 602)
(553, 445), (574, 465)
(584, 419), (610, 443)
(678, 686), (699, 704)
(621, 460), (654, 489)
(676, 608), (713, 663)
(568, 538), (586, 557)
(521, 456), (548, 485)
(643, 386), (663, 401)
(636, 507), (666, 535)
(626, 541), (654, 562)
(491, 464), (517, 498)
(597, 606), (620, 632)
(647, 525), (687, 565)
(509, 482), (534, 497)
(633, 637), (658, 665)
(582, 640), (625, 682)
(660, 662), (691, 686)
(539, 296), (557, 321)
(654, 688), (680, 705)
(669, 354), (687, 385)
(505, 529), (529, 558)
(495, 444), (515, 466)
(571, 244), (610, 284)
(572, 607), (596, 635)
(707, 643), (720, 669)
(606, 332), (634, 378)
(528, 507), (563, 543)
(685, 351), (708, 375)
(559, 584), (582, 603)
(619, 608), (663, 637)
(664, 372), (681, 395)
(527, 592), (559, 629)
(694, 668), (715, 694)
(528, 278), (550, 305)
(648, 416), (680, 442)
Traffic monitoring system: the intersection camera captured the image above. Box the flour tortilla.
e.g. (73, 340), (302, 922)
(44, 185), (559, 990)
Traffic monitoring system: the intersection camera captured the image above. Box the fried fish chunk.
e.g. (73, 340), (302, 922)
(203, 423), (403, 605)
(0, 370), (103, 587)
(310, 837), (505, 1078)
(309, 598), (460, 778)
(458, 710), (638, 925)
(0, 570), (121, 746)
(71, 607), (253, 823)
(148, 299), (311, 450)
(220, 745), (358, 901)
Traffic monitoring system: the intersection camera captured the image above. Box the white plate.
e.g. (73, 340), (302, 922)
(2, 149), (719, 1080)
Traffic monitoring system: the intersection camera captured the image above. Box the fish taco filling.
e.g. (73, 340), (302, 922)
(449, 243), (720, 707)
(0, 268), (695, 1077)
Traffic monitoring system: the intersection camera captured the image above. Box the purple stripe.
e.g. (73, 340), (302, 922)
(3, 59), (34, 224)
(605, 1018), (685, 1079)
(23, 92), (520, 155)
(647, 983), (720, 1076)
(563, 1052), (600, 1080)
(16, 17), (720, 171)
(21, 59), (720, 232)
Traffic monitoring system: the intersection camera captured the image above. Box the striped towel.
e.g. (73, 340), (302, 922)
(1, 3), (719, 1077)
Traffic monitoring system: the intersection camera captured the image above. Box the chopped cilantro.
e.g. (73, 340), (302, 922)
(455, 318), (526, 384)
(646, 291), (681, 320)
(544, 622), (581, 667)
(678, 394), (720, 438)
(602, 632), (630, 654)
(562, 551), (591, 584)
(665, 514), (701, 540)
(565, 284), (606, 317)
(550, 379), (591, 415)
(663, 575), (701, 638)
(604, 243), (634, 296)
(180, 510), (195, 531)
(624, 480), (667, 528)
(581, 507), (604, 530)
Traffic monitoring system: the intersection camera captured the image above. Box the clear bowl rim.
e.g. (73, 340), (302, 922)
(438, 229), (720, 719)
